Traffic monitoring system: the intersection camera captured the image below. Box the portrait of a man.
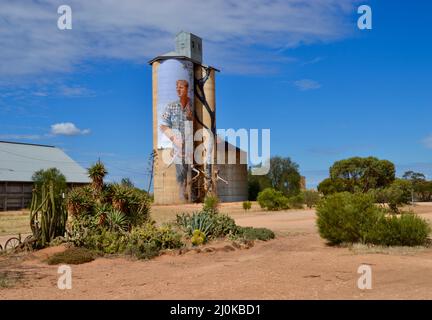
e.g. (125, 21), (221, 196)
(160, 79), (194, 200)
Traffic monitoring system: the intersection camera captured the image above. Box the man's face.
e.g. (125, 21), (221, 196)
(176, 81), (188, 98)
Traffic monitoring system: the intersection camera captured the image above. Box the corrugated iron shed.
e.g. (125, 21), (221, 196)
(0, 141), (90, 183)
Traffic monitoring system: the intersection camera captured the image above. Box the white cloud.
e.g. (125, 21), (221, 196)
(293, 79), (322, 91)
(422, 135), (432, 149)
(50, 122), (90, 136)
(0, 0), (359, 81)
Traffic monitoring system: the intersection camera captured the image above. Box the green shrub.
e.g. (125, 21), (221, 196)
(237, 227), (275, 241)
(316, 192), (383, 245)
(128, 223), (183, 249)
(212, 214), (238, 238)
(76, 222), (183, 258)
(125, 223), (183, 259)
(366, 213), (431, 246)
(47, 247), (95, 265)
(288, 194), (304, 209)
(203, 195), (219, 213)
(82, 228), (129, 254)
(257, 188), (289, 211)
(303, 190), (321, 208)
(124, 241), (160, 260)
(317, 193), (431, 247)
(369, 179), (412, 213)
(243, 201), (252, 211)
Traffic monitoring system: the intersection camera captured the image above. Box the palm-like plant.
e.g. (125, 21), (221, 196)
(88, 161), (107, 194)
(112, 184), (133, 212)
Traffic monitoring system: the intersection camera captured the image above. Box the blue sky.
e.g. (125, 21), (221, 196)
(1, 0), (432, 188)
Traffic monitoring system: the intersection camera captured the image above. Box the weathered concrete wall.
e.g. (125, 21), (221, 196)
(216, 142), (248, 202)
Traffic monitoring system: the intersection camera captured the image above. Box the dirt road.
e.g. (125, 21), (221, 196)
(1, 207), (432, 299)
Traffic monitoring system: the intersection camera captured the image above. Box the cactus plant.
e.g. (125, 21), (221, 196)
(30, 181), (68, 248)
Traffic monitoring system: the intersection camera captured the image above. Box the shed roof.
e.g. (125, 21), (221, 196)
(0, 141), (90, 183)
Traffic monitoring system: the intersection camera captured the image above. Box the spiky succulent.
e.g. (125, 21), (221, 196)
(88, 161), (108, 193)
(106, 210), (129, 232)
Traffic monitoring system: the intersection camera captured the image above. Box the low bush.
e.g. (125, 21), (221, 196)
(242, 201), (252, 211)
(203, 195), (219, 213)
(257, 188), (289, 211)
(47, 247), (95, 265)
(302, 190), (321, 208)
(211, 214), (238, 238)
(366, 213), (431, 246)
(288, 194), (304, 209)
(237, 227), (275, 241)
(73, 222), (183, 258)
(81, 228), (129, 254)
(125, 223), (183, 259)
(316, 192), (384, 245)
(317, 192), (431, 246)
(369, 179), (412, 213)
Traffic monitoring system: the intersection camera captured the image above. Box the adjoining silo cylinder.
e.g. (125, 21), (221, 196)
(193, 65), (217, 201)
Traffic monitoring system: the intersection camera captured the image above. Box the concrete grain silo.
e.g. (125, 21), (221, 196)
(149, 31), (247, 204)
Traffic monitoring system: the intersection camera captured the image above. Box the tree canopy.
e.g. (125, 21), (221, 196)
(248, 156), (301, 200)
(319, 157), (396, 194)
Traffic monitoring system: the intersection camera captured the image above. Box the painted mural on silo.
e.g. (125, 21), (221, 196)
(157, 59), (194, 201)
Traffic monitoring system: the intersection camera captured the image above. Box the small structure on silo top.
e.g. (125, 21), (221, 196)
(149, 31), (248, 204)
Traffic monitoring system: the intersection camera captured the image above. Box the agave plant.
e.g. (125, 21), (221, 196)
(88, 161), (108, 194)
(106, 210), (129, 232)
(176, 211), (214, 236)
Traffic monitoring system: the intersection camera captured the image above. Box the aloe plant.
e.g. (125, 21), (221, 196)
(88, 161), (107, 194)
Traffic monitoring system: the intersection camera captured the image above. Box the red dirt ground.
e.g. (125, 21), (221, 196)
(1, 205), (432, 299)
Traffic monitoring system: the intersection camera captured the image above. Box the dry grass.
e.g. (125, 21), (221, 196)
(0, 211), (30, 236)
(348, 243), (429, 255)
(0, 271), (23, 288)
